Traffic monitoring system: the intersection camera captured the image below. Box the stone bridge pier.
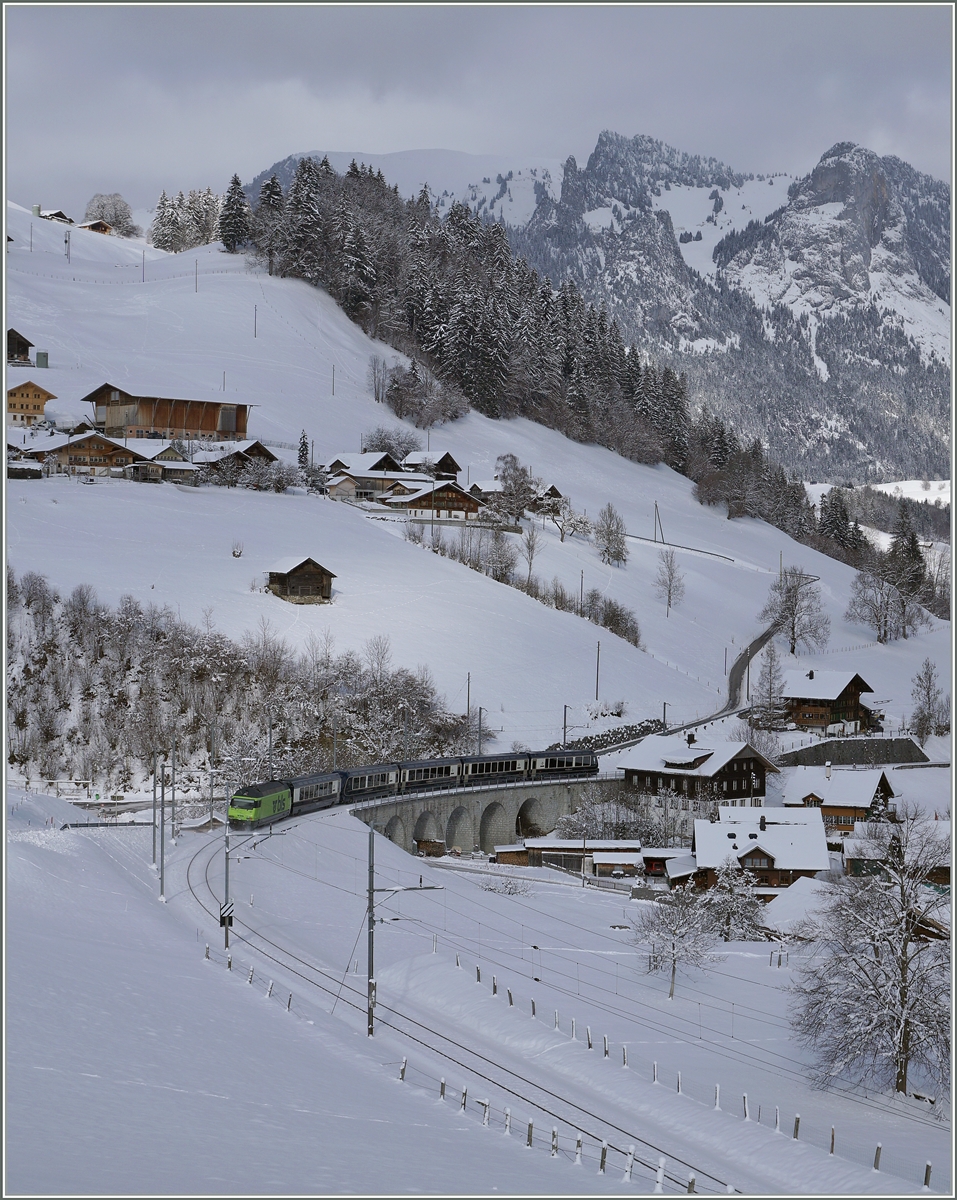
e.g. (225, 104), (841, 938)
(351, 777), (624, 854)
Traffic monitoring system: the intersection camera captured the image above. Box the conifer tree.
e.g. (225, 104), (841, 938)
(218, 174), (250, 252)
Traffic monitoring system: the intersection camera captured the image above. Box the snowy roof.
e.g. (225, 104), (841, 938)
(17, 431), (153, 458)
(267, 556), (335, 577)
(384, 480), (479, 505)
(666, 854), (698, 880)
(493, 845), (527, 854)
(403, 451), (461, 472)
(469, 478), (502, 493)
(339, 470), (435, 484)
(524, 837), (643, 851)
(780, 669), (873, 700)
(759, 875), (830, 935)
(640, 847), (687, 859)
(324, 452), (400, 473)
(617, 734), (779, 777)
(693, 808), (830, 872)
(591, 852), (643, 865)
(781, 766), (893, 809)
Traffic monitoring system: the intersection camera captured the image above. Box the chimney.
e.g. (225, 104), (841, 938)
(825, 762), (831, 781)
(759, 814), (766, 831)
(686, 733), (695, 746)
(807, 669), (814, 680)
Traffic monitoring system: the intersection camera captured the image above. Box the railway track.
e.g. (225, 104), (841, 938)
(185, 830), (738, 1194)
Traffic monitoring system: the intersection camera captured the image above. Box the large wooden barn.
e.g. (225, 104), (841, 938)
(266, 557), (336, 603)
(81, 383), (249, 441)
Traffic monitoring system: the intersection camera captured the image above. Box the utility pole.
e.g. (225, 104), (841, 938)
(477, 708), (485, 756)
(367, 829), (376, 1036)
(171, 727), (177, 842)
(563, 705), (569, 749)
(580, 570), (584, 616)
(159, 763), (166, 901)
(268, 712), (273, 779)
(224, 809), (231, 948)
(332, 364), (335, 395)
(142, 249), (145, 282)
(151, 751), (157, 868)
(403, 707), (409, 761)
(254, 304), (257, 338)
(208, 720), (217, 828)
(663, 702), (668, 729)
(466, 673), (470, 726)
(595, 641), (601, 702)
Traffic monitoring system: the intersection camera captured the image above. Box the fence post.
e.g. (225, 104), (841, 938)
(287, 992), (292, 1012)
(923, 1162), (932, 1190)
(575, 1133), (582, 1164)
(873, 1144), (881, 1172)
(483, 1100), (490, 1127)
(247, 966), (254, 984)
(792, 1114), (800, 1141)
(603, 1035), (609, 1058)
(399, 1057), (407, 1081)
(508, 988), (513, 1007)
(456, 953), (460, 968)
(476, 965), (481, 984)
(526, 1120), (534, 1148)
(504, 1107), (511, 1136)
(266, 980), (274, 998)
(586, 1026), (592, 1049)
(531, 998), (536, 1018)
(554, 1009), (559, 1030)
(599, 1141), (607, 1174)
(622, 1045), (628, 1067)
(571, 1018), (576, 1039)
(652, 1155), (663, 1191)
(653, 1061), (658, 1083)
(742, 1093), (749, 1120)
(204, 944), (209, 960)
(677, 1071), (682, 1094)
(774, 1106), (779, 1131)
(439, 1077), (446, 1101)
(492, 975), (497, 995)
(460, 1086), (467, 1111)
(687, 1173), (696, 1194)
(829, 1126), (834, 1155)
(227, 955), (232, 971)
(551, 1127), (558, 1157)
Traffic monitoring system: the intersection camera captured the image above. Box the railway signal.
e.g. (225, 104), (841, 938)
(219, 901), (234, 929)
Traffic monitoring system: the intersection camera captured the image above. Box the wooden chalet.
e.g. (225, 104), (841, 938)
(327, 469), (434, 502)
(782, 765), (895, 834)
(844, 820), (950, 890)
(81, 383), (249, 441)
(780, 669), (875, 733)
(402, 450), (462, 479)
(618, 733), (778, 807)
(7, 328), (34, 363)
(325, 451), (402, 475)
(77, 219), (112, 234)
(690, 809), (830, 896)
(7, 380), (56, 426)
(28, 432), (139, 476)
(267, 557), (336, 603)
(190, 440), (277, 475)
(384, 480), (484, 520)
(40, 210), (74, 224)
(529, 483), (563, 512)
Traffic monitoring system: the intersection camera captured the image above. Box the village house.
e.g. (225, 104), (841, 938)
(189, 439), (278, 476)
(781, 764), (895, 834)
(326, 469), (435, 502)
(7, 380), (56, 426)
(402, 450), (462, 479)
(528, 483), (564, 512)
(266, 557), (336, 603)
(76, 219), (112, 234)
(617, 733), (779, 809)
(468, 478), (504, 504)
(38, 209), (74, 224)
(640, 846), (688, 878)
(22, 431), (140, 476)
(81, 383), (249, 441)
(688, 808), (831, 898)
(494, 837), (643, 872)
(7, 328), (34, 364)
(780, 669), (876, 734)
(384, 479), (485, 520)
(844, 820), (950, 889)
(325, 451), (403, 475)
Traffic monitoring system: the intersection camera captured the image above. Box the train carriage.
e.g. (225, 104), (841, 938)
(398, 757), (463, 793)
(290, 771), (341, 816)
(528, 750), (599, 779)
(459, 754), (529, 785)
(340, 763), (400, 802)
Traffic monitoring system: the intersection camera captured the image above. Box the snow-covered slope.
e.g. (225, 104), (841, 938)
(6, 199), (949, 748)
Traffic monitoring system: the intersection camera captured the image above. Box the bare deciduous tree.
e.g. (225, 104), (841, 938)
(631, 885), (717, 999)
(758, 565), (830, 654)
(594, 503), (628, 566)
(653, 548), (685, 614)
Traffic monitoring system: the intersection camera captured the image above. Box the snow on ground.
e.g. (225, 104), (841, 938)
(651, 178), (792, 279)
(6, 785), (950, 1195)
(868, 480), (951, 506)
(6, 200), (951, 750)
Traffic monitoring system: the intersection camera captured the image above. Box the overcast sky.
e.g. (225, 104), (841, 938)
(4, 4), (953, 219)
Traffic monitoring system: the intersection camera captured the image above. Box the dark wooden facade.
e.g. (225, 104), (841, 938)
(622, 750), (768, 805)
(82, 383), (249, 441)
(267, 558), (336, 603)
(387, 481), (483, 518)
(7, 328), (34, 362)
(783, 673), (873, 732)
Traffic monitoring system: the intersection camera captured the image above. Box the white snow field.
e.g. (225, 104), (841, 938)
(5, 202), (952, 1195)
(5, 786), (951, 1196)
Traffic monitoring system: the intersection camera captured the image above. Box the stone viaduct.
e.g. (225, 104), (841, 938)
(351, 776), (624, 854)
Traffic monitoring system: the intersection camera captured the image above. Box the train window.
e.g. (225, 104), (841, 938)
(231, 798), (258, 810)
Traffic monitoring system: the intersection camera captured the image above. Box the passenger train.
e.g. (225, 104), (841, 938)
(227, 749), (600, 829)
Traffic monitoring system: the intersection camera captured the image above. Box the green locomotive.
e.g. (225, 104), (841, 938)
(227, 780), (292, 828)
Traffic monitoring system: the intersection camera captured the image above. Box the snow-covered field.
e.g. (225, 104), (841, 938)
(6, 786), (951, 1195)
(5, 201), (953, 1195)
